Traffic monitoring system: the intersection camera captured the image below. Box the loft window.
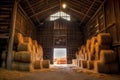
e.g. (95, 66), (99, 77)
(50, 11), (70, 21)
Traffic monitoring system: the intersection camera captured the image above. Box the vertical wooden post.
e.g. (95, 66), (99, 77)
(7, 0), (17, 70)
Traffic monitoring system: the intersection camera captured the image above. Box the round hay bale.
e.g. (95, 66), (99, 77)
(17, 43), (32, 52)
(94, 61), (109, 73)
(100, 50), (116, 64)
(42, 60), (50, 68)
(2, 50), (15, 61)
(81, 60), (87, 68)
(87, 61), (94, 69)
(109, 63), (119, 73)
(14, 51), (32, 63)
(14, 33), (24, 44)
(85, 53), (88, 60)
(2, 61), (6, 68)
(19, 63), (34, 72)
(86, 39), (91, 53)
(34, 60), (43, 69)
(11, 62), (19, 70)
(97, 33), (112, 45)
(1, 50), (7, 60)
(72, 59), (76, 66)
(24, 37), (33, 45)
(95, 43), (110, 60)
(32, 45), (36, 53)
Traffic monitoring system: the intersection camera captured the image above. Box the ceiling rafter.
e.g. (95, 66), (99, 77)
(68, 7), (91, 18)
(25, 0), (41, 25)
(30, 4), (59, 18)
(79, 0), (97, 26)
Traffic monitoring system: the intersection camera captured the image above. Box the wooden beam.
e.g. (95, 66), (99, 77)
(30, 4), (59, 18)
(79, 0), (97, 26)
(86, 0), (105, 25)
(25, 0), (41, 25)
(7, 0), (18, 70)
(68, 7), (91, 18)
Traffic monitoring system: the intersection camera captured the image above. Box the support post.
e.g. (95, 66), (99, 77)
(7, 0), (17, 70)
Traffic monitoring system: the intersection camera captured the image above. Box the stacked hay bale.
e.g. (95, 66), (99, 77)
(94, 50), (119, 73)
(12, 35), (34, 72)
(12, 33), (44, 71)
(42, 60), (50, 68)
(1, 51), (15, 68)
(74, 33), (119, 73)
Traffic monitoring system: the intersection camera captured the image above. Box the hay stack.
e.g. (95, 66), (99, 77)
(2, 50), (15, 60)
(14, 51), (32, 63)
(19, 63), (33, 72)
(97, 33), (112, 45)
(34, 60), (43, 69)
(81, 60), (87, 68)
(87, 61), (94, 69)
(17, 43), (32, 52)
(94, 61), (109, 73)
(90, 37), (97, 55)
(78, 60), (81, 67)
(24, 37), (33, 45)
(86, 39), (91, 53)
(100, 50), (116, 64)
(88, 52), (95, 61)
(42, 60), (50, 68)
(12, 62), (34, 72)
(33, 40), (38, 47)
(14, 33), (24, 44)
(95, 43), (110, 60)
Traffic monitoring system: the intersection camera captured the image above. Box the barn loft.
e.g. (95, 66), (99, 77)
(0, 0), (120, 80)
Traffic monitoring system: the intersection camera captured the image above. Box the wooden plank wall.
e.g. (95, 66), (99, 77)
(37, 19), (84, 64)
(84, 0), (120, 66)
(15, 5), (37, 39)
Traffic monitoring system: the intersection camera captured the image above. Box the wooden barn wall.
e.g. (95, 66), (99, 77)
(84, 0), (120, 65)
(37, 19), (83, 64)
(15, 6), (37, 39)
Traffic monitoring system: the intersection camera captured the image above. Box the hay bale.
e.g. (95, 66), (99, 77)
(81, 60), (87, 68)
(17, 43), (32, 52)
(88, 52), (95, 61)
(33, 40), (38, 47)
(86, 39), (91, 53)
(95, 43), (110, 60)
(2, 61), (6, 68)
(87, 61), (94, 69)
(100, 50), (116, 64)
(19, 63), (34, 72)
(14, 51), (32, 63)
(42, 60), (50, 68)
(2, 51), (15, 61)
(78, 60), (81, 67)
(90, 37), (97, 55)
(94, 61), (109, 73)
(72, 59), (76, 66)
(11, 62), (19, 70)
(34, 60), (43, 69)
(85, 53), (88, 60)
(24, 37), (33, 45)
(14, 33), (24, 44)
(32, 45), (36, 53)
(97, 33), (112, 45)
(109, 63), (119, 73)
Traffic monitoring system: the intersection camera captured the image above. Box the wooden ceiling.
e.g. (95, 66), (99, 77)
(20, 0), (104, 26)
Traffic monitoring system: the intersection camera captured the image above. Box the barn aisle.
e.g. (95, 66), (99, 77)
(0, 65), (120, 80)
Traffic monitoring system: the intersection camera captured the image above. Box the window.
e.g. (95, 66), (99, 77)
(50, 11), (70, 21)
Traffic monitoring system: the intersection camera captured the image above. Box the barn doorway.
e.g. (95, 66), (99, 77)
(53, 48), (67, 65)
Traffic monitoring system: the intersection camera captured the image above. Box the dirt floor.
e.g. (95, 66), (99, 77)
(0, 64), (120, 80)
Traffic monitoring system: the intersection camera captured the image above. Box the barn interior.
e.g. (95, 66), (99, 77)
(0, 0), (120, 80)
